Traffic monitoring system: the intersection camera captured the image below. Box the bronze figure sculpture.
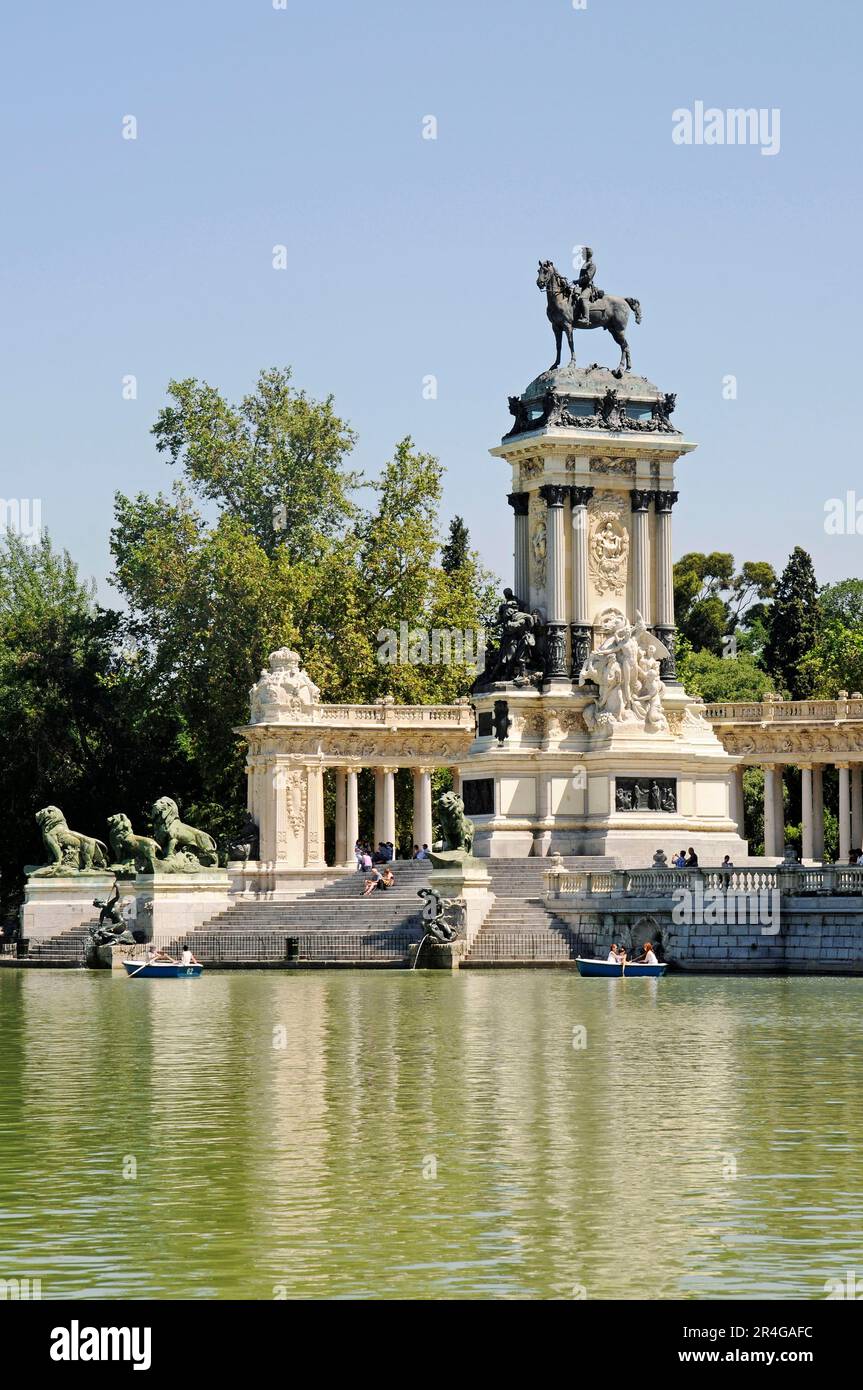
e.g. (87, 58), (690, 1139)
(537, 256), (642, 377)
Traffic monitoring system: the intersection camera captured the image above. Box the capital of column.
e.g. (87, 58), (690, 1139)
(539, 483), (568, 508)
(570, 485), (594, 507)
(507, 491), (530, 515)
(654, 490), (679, 513)
(630, 488), (655, 512)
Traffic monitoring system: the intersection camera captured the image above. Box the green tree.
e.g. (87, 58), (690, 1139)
(151, 367), (359, 560)
(441, 516), (470, 575)
(674, 552), (774, 656)
(764, 547), (821, 698)
(0, 533), (183, 911)
(675, 648), (775, 703)
(112, 375), (499, 845)
(819, 578), (863, 629)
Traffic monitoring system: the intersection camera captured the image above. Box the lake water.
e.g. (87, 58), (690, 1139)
(1, 969), (862, 1300)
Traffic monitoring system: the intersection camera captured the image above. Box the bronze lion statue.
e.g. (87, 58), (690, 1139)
(151, 797), (218, 867)
(437, 791), (474, 854)
(107, 813), (161, 874)
(33, 806), (109, 874)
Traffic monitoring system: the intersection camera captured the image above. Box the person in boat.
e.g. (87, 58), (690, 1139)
(180, 945), (199, 966)
(634, 941), (659, 966)
(145, 945), (175, 963)
(606, 943), (626, 964)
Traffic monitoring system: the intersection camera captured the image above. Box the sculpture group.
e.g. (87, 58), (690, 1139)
(28, 798), (221, 877)
(579, 611), (669, 733)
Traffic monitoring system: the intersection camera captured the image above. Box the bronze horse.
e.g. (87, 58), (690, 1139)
(537, 260), (642, 377)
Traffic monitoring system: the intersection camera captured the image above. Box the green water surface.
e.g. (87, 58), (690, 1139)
(1, 969), (861, 1300)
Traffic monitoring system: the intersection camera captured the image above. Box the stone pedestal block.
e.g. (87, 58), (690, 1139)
(134, 872), (231, 940)
(20, 873), (118, 941)
(428, 858), (495, 949)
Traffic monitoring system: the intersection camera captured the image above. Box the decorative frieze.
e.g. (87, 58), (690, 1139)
(615, 778), (677, 813)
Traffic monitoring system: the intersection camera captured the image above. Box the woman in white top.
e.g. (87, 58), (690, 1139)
(639, 941), (659, 966)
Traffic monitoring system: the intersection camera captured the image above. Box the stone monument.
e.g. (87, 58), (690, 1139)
(463, 256), (749, 864)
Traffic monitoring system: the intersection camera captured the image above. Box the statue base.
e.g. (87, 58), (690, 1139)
(427, 858), (495, 950)
(85, 941), (140, 971)
(409, 938), (468, 970)
(20, 872), (117, 941)
(464, 684), (751, 866)
(133, 871), (231, 939)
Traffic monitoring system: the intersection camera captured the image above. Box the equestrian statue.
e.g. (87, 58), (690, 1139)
(537, 249), (642, 377)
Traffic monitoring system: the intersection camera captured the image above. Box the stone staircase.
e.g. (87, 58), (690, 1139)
(178, 860), (432, 962)
(25, 921), (95, 963)
(17, 856), (618, 967)
(464, 857), (616, 965)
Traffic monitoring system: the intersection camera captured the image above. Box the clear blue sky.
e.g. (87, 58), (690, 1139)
(2, 0), (861, 599)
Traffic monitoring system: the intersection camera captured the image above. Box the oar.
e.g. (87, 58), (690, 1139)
(126, 956), (151, 978)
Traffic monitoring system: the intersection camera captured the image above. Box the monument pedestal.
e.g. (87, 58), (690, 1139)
(134, 872), (231, 939)
(466, 684), (749, 867)
(468, 362), (751, 867)
(428, 856), (495, 951)
(86, 941), (140, 971)
(20, 873), (117, 941)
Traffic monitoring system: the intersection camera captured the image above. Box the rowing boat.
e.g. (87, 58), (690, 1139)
(576, 956), (667, 978)
(123, 960), (203, 979)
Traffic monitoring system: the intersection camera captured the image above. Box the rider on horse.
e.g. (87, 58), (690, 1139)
(573, 247), (601, 324)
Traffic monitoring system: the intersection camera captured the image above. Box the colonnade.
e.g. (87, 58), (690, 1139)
(729, 762), (863, 862)
(508, 485), (679, 681)
(330, 765), (441, 867)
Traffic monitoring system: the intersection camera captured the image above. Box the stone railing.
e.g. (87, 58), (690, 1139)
(704, 696), (863, 724)
(247, 699), (475, 730)
(544, 864), (863, 898)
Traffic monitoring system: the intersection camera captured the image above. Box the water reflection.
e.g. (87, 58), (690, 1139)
(1, 970), (862, 1299)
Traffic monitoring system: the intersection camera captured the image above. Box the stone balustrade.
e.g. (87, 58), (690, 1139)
(544, 863), (863, 899)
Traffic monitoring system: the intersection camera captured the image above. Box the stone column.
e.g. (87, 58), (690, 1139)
(772, 764), (785, 856)
(801, 765), (814, 862)
(569, 485), (593, 678)
(653, 490), (679, 682)
(452, 768), (462, 800)
(305, 762), (325, 867)
(539, 484), (568, 681)
(852, 765), (863, 852)
(412, 767), (433, 852)
(373, 768), (384, 846)
(630, 489), (653, 626)
(335, 767), (347, 867)
(838, 763), (851, 862)
(763, 766), (776, 859)
(507, 492), (530, 607)
(346, 769), (359, 864)
(382, 767), (397, 851)
(812, 764), (825, 860)
(730, 764), (745, 836)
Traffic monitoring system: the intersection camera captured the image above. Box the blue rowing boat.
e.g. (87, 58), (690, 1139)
(123, 960), (203, 979)
(576, 957), (667, 978)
